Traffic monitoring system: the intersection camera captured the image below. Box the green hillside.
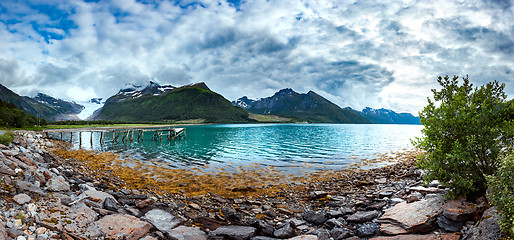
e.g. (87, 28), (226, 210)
(0, 99), (43, 128)
(96, 85), (253, 123)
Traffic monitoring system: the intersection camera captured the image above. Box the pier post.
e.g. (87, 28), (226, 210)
(70, 132), (73, 143)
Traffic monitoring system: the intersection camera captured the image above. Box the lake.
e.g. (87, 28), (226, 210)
(58, 124), (423, 171)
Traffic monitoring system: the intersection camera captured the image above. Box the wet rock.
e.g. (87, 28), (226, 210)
(367, 201), (386, 210)
(13, 193), (31, 204)
(103, 197), (119, 211)
(378, 195), (444, 234)
(463, 207), (502, 240)
(95, 214), (152, 240)
(378, 187), (395, 198)
(302, 211), (328, 225)
(437, 215), (463, 232)
(339, 207), (354, 215)
(193, 217), (225, 231)
(168, 226), (208, 240)
(356, 223), (380, 238)
(442, 199), (478, 222)
(143, 208), (183, 233)
(46, 176), (70, 192)
(274, 222), (295, 239)
(289, 218), (306, 228)
(346, 210), (380, 223)
(330, 227), (352, 240)
(209, 225), (256, 240)
(246, 218), (274, 236)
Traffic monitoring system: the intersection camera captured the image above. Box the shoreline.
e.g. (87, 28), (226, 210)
(0, 131), (500, 239)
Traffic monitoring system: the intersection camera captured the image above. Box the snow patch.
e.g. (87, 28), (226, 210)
(77, 100), (104, 120)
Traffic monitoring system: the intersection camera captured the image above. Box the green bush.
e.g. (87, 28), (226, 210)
(413, 75), (512, 199)
(0, 131), (14, 146)
(487, 153), (514, 238)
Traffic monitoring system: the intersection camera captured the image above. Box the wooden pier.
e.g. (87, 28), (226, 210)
(43, 127), (186, 146)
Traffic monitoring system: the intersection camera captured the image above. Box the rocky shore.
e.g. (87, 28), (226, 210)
(0, 131), (504, 240)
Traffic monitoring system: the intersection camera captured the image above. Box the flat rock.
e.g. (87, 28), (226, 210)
(378, 195), (445, 234)
(0, 161), (15, 176)
(288, 235), (319, 240)
(209, 226), (256, 240)
(463, 207), (502, 240)
(443, 199), (477, 222)
(408, 186), (441, 194)
(95, 214), (152, 240)
(303, 211), (329, 225)
(83, 189), (115, 204)
(346, 210), (380, 223)
(168, 226), (207, 240)
(46, 176), (70, 192)
(16, 180), (45, 196)
(143, 208), (183, 233)
(13, 193), (31, 204)
(370, 233), (460, 240)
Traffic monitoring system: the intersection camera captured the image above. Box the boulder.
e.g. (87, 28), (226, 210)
(346, 210), (380, 223)
(0, 161), (15, 176)
(16, 180), (45, 196)
(303, 211), (329, 225)
(463, 207), (502, 240)
(95, 214), (152, 240)
(274, 222), (295, 239)
(13, 193), (31, 204)
(436, 215), (463, 232)
(103, 197), (119, 211)
(168, 226), (207, 240)
(356, 223), (380, 237)
(209, 226), (256, 240)
(46, 176), (70, 192)
(377, 195), (445, 234)
(442, 199), (477, 222)
(143, 208), (183, 233)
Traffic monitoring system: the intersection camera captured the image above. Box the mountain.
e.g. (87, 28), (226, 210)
(232, 88), (370, 123)
(0, 84), (83, 121)
(94, 82), (252, 123)
(360, 107), (420, 124)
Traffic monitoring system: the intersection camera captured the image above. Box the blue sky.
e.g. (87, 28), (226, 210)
(0, 0), (513, 114)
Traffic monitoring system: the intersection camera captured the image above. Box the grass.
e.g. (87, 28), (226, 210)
(0, 131), (14, 146)
(249, 113), (293, 123)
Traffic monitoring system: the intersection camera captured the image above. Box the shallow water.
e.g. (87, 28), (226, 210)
(52, 124), (423, 171)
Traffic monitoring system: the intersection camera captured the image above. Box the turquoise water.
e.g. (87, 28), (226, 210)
(57, 124), (423, 171)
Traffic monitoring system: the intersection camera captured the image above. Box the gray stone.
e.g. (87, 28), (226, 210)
(330, 227), (352, 240)
(289, 236), (318, 240)
(356, 223), (380, 237)
(168, 226), (207, 240)
(83, 189), (115, 204)
(303, 211), (328, 225)
(346, 210), (380, 223)
(103, 197), (119, 211)
(46, 176), (70, 192)
(308, 228), (330, 240)
(209, 226), (256, 240)
(0, 161), (15, 176)
(464, 207), (502, 240)
(16, 180), (45, 196)
(13, 193), (31, 204)
(437, 215), (463, 232)
(378, 195), (445, 234)
(323, 218), (344, 229)
(250, 237), (279, 240)
(143, 208), (183, 233)
(274, 222), (295, 239)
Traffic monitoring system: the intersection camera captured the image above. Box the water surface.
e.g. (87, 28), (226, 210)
(54, 124), (423, 171)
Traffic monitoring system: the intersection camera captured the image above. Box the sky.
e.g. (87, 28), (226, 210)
(0, 0), (513, 114)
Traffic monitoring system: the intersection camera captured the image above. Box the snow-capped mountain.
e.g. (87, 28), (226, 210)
(107, 81), (176, 103)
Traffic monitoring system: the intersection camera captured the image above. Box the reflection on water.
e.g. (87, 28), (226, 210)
(49, 124), (423, 170)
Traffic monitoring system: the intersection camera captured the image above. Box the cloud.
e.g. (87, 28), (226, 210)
(0, 0), (513, 113)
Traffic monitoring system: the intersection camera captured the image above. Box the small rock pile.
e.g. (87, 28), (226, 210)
(0, 132), (505, 240)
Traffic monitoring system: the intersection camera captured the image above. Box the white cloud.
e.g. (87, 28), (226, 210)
(0, 0), (512, 114)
